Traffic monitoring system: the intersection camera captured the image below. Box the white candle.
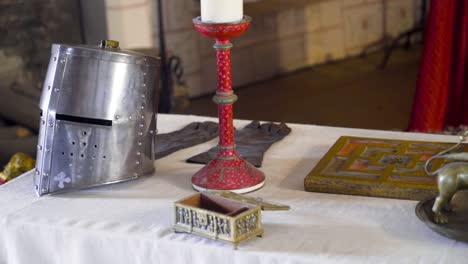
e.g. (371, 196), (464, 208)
(201, 0), (243, 23)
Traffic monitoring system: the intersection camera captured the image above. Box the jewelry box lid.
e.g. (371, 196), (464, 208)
(207, 191), (290, 211)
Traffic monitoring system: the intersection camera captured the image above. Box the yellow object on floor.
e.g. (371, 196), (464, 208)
(0, 153), (35, 185)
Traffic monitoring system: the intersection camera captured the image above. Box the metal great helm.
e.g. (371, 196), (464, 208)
(34, 40), (160, 196)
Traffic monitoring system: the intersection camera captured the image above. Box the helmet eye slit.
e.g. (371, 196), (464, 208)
(56, 114), (112, 127)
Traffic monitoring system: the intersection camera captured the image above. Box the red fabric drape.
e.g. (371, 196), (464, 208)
(409, 0), (468, 131)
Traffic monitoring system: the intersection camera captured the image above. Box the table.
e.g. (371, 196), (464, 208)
(1, 114), (467, 264)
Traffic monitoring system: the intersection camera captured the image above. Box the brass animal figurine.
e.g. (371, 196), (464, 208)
(425, 131), (468, 224)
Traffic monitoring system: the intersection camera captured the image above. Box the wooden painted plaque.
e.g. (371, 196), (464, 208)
(304, 136), (468, 201)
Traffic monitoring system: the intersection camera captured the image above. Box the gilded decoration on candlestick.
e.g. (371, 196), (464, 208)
(191, 16), (265, 193)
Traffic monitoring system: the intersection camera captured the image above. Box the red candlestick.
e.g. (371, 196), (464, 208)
(192, 16), (265, 193)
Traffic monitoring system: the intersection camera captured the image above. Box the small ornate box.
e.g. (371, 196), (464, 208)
(174, 191), (289, 249)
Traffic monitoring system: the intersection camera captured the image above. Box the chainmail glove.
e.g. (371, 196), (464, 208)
(155, 121), (218, 160)
(187, 121), (291, 167)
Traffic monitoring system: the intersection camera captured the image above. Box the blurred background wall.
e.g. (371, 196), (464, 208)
(0, 0), (423, 102)
(100, 0), (422, 97)
(0, 0), (424, 166)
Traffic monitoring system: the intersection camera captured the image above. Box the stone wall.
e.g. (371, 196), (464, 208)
(105, 0), (421, 98)
(0, 0), (83, 128)
(0, 0), (83, 92)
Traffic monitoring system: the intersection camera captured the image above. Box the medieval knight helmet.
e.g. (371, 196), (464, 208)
(34, 40), (160, 196)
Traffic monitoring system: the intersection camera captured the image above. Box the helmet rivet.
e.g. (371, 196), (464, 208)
(115, 115), (120, 120)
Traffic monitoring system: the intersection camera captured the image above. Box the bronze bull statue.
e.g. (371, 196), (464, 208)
(425, 131), (468, 224)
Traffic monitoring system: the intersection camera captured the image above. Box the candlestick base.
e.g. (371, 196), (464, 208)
(191, 157), (265, 194)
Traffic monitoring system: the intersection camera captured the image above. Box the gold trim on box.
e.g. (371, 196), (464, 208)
(173, 191), (288, 249)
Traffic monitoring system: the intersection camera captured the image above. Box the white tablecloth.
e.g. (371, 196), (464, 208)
(1, 114), (467, 264)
